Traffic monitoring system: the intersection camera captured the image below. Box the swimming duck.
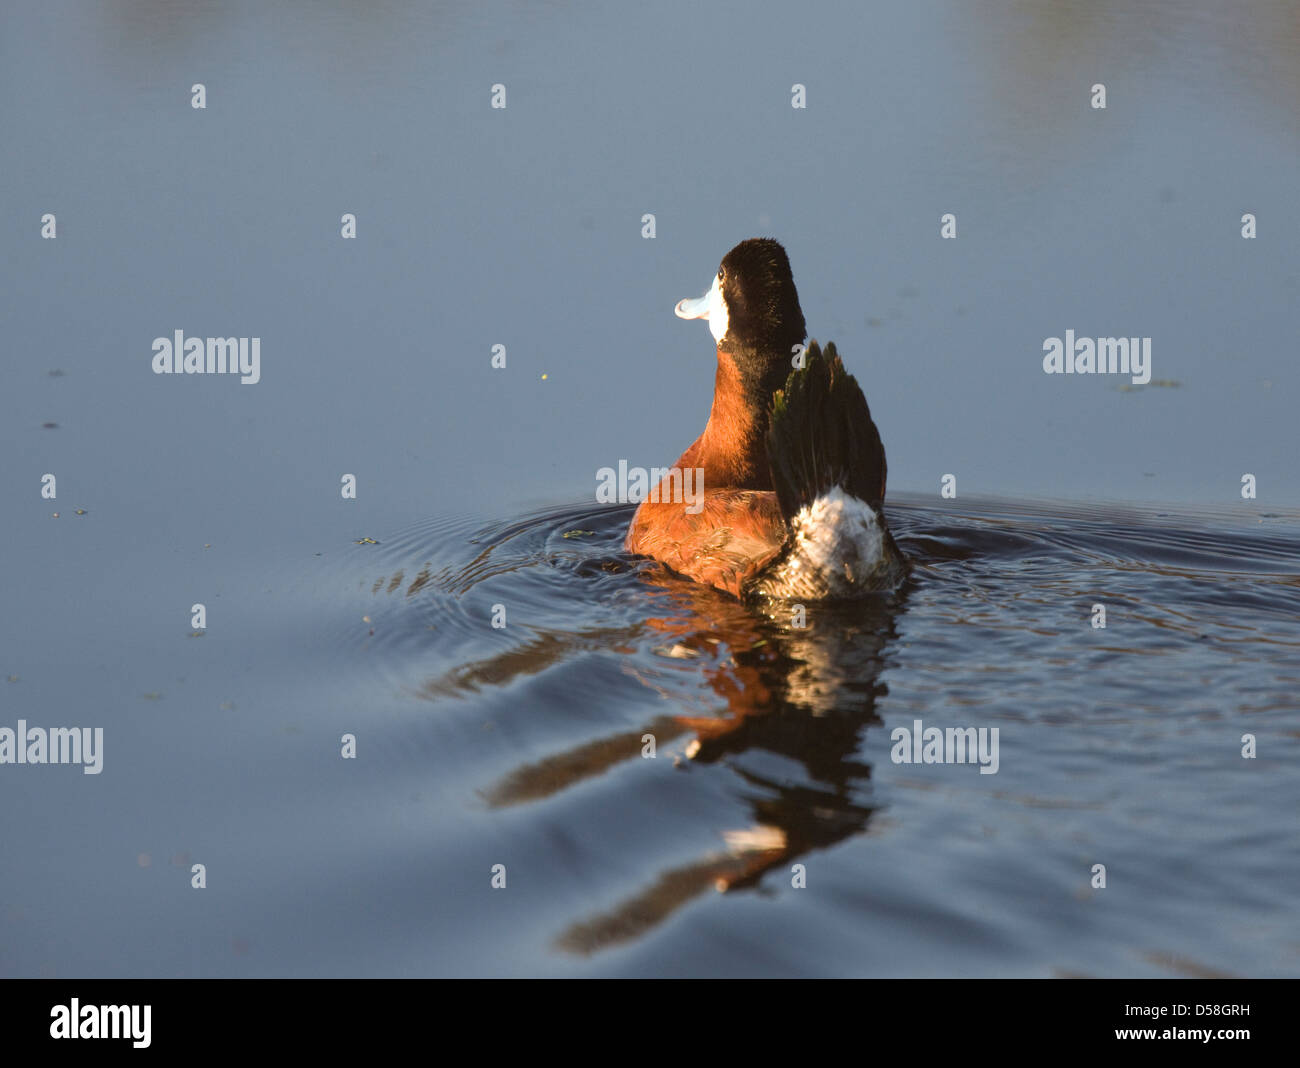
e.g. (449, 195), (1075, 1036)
(625, 238), (909, 599)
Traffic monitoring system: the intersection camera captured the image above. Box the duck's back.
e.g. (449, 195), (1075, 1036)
(625, 489), (785, 599)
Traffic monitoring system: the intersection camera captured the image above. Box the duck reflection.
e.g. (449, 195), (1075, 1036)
(362, 517), (911, 956)
(478, 563), (909, 955)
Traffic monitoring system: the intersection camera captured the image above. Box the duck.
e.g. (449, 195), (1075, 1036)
(624, 238), (909, 600)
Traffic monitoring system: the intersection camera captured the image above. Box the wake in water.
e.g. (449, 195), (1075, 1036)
(330, 495), (1300, 968)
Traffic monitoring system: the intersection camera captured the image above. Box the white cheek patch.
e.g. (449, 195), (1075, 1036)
(708, 275), (729, 344)
(676, 273), (730, 344)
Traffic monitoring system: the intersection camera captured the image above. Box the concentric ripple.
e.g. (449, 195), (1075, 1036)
(303, 494), (1300, 974)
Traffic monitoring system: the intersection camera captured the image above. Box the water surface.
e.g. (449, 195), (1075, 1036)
(1, 0), (1297, 977)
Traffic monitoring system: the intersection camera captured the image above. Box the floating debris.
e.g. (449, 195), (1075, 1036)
(655, 643), (699, 659)
(562, 529), (595, 539)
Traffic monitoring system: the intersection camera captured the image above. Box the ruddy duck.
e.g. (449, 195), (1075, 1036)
(625, 238), (908, 599)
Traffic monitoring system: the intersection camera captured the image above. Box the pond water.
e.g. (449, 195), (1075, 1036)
(2, 0), (1296, 977)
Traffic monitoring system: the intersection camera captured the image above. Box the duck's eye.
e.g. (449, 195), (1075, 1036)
(717, 268), (724, 281)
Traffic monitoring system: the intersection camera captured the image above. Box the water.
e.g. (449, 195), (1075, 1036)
(13, 497), (1296, 977)
(287, 496), (1297, 976)
(2, 0), (1297, 977)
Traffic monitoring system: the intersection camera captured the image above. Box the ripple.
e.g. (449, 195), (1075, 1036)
(310, 493), (1300, 972)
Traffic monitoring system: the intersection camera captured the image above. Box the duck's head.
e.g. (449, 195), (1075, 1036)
(675, 238), (807, 367)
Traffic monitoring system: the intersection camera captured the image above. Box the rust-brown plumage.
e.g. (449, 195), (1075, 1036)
(625, 347), (788, 597)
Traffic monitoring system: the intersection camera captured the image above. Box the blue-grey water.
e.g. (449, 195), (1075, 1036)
(2, 0), (1297, 977)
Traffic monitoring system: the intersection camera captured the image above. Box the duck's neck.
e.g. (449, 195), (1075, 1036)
(698, 347), (786, 489)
